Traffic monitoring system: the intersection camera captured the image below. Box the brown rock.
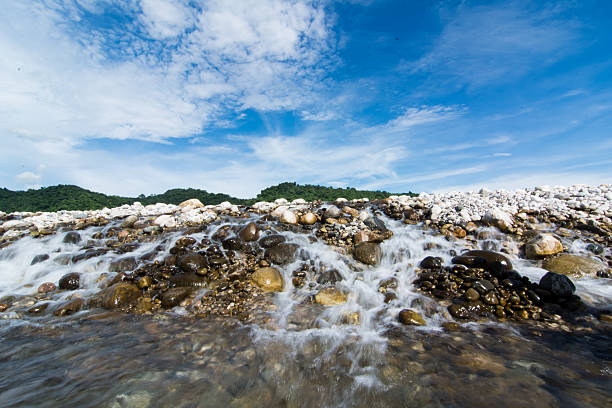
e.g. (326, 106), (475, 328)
(398, 309), (426, 326)
(38, 282), (56, 293)
(353, 242), (382, 265)
(54, 298), (84, 316)
(251, 267), (284, 292)
(239, 222), (259, 241)
(299, 212), (317, 225)
(542, 254), (605, 278)
(525, 234), (563, 258)
(98, 283), (141, 309)
(315, 287), (348, 305)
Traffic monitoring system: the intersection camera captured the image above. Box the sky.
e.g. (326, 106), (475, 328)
(1, 0), (611, 198)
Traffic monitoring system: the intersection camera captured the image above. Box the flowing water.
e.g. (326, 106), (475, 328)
(0, 214), (611, 407)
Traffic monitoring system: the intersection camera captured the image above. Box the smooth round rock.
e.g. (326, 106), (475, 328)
(265, 243), (299, 265)
(259, 234), (286, 249)
(30, 254), (49, 265)
(177, 253), (208, 274)
(63, 231), (82, 244)
(58, 273), (80, 290)
(525, 234), (563, 259)
(161, 287), (193, 308)
(465, 288), (480, 301)
(54, 299), (84, 316)
(299, 212), (317, 225)
(251, 267), (283, 292)
(280, 210), (298, 225)
(179, 198), (204, 208)
(239, 222), (259, 242)
(398, 309), (426, 326)
(98, 283), (141, 309)
(420, 256), (442, 269)
(463, 250), (513, 271)
(542, 254), (605, 278)
(324, 206), (342, 219)
(38, 282), (57, 293)
(120, 215), (138, 228)
(315, 287), (347, 305)
(539, 271), (576, 297)
(353, 242), (382, 266)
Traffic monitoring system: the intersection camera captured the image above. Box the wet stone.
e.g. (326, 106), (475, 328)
(317, 268), (343, 284)
(251, 267), (284, 292)
(97, 283), (141, 310)
(265, 243), (299, 265)
(482, 291), (499, 305)
(58, 273), (80, 290)
(38, 282), (56, 293)
(54, 298), (84, 316)
(161, 287), (193, 308)
(364, 216), (387, 232)
(420, 256), (443, 269)
(586, 243), (604, 255)
(398, 309), (426, 326)
(177, 253), (209, 274)
(463, 250), (513, 271)
(473, 279), (495, 295)
(222, 237), (244, 251)
(63, 231), (82, 244)
(170, 272), (208, 288)
(465, 288), (480, 301)
(448, 303), (471, 319)
(539, 272), (576, 297)
(30, 254), (49, 265)
(353, 242), (382, 266)
(109, 257), (137, 273)
(27, 303), (49, 314)
(239, 222), (259, 242)
(315, 287), (348, 306)
(259, 234), (286, 249)
(72, 249), (107, 263)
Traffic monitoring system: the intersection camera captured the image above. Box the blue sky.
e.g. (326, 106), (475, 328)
(1, 0), (611, 197)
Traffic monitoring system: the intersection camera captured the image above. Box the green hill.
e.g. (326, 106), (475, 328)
(0, 183), (414, 213)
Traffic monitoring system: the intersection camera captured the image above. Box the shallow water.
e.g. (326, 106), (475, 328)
(0, 214), (611, 407)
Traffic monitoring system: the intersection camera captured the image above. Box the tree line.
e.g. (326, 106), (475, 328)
(0, 182), (415, 213)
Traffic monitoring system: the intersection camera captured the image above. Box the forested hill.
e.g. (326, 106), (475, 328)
(0, 183), (414, 213)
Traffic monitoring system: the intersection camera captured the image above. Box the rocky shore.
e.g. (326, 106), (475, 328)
(0, 184), (610, 332)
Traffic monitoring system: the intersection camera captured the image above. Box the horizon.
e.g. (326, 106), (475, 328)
(1, 0), (611, 199)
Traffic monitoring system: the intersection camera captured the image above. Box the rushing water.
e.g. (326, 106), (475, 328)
(0, 214), (611, 407)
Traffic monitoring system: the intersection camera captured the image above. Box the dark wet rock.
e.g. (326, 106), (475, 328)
(177, 252), (208, 274)
(379, 277), (398, 291)
(30, 254), (49, 265)
(542, 254), (605, 278)
(28, 303), (49, 314)
(465, 288), (480, 301)
(97, 283), (141, 309)
(170, 272), (207, 288)
(58, 273), (80, 290)
(353, 242), (382, 265)
(364, 216), (387, 232)
(420, 256), (442, 269)
(72, 249), (107, 263)
(239, 222), (259, 242)
(137, 276), (152, 289)
(38, 282), (56, 293)
(175, 236), (197, 248)
(115, 242), (139, 254)
(539, 272), (576, 297)
(251, 267), (283, 292)
(317, 268), (343, 284)
(586, 243), (604, 255)
(161, 287), (193, 308)
(463, 250), (513, 271)
(222, 237), (244, 251)
(384, 292), (397, 303)
(482, 291), (499, 305)
(54, 298), (84, 316)
(265, 243), (299, 265)
(448, 303), (471, 319)
(451, 255), (487, 269)
(473, 279), (495, 295)
(0, 303), (8, 312)
(259, 234), (286, 249)
(398, 309), (425, 326)
(63, 231), (82, 244)
(109, 257), (137, 273)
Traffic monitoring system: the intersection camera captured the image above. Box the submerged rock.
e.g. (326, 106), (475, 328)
(38, 282), (56, 293)
(398, 309), (426, 326)
(265, 243), (299, 265)
(58, 273), (80, 290)
(539, 272), (576, 297)
(542, 254), (606, 278)
(30, 254), (49, 265)
(97, 283), (141, 309)
(251, 267), (283, 292)
(239, 222), (259, 242)
(177, 253), (208, 274)
(315, 287), (347, 305)
(525, 234), (563, 259)
(54, 298), (84, 316)
(62, 231), (81, 244)
(353, 242), (382, 265)
(161, 287), (193, 308)
(259, 234), (286, 249)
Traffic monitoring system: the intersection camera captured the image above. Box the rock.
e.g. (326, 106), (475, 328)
(72, 249), (107, 263)
(465, 288), (479, 301)
(539, 272), (576, 297)
(54, 299), (84, 316)
(398, 309), (426, 326)
(177, 252), (208, 274)
(280, 210), (298, 225)
(28, 303), (49, 314)
(482, 291), (499, 305)
(364, 216), (387, 232)
(429, 205), (442, 220)
(315, 287), (347, 305)
(98, 283), (141, 309)
(161, 287), (193, 308)
(353, 242), (382, 265)
(472, 279), (495, 295)
(448, 303), (471, 319)
(525, 234), (563, 258)
(109, 257), (137, 273)
(586, 243), (604, 255)
(482, 208), (514, 232)
(324, 206), (342, 219)
(299, 212), (317, 225)
(354, 230), (386, 244)
(153, 214), (176, 228)
(317, 268), (343, 284)
(343, 207), (359, 218)
(30, 254), (49, 265)
(251, 267), (284, 292)
(239, 222), (259, 241)
(222, 237), (244, 251)
(137, 276), (152, 289)
(38, 282), (56, 293)
(271, 205), (288, 217)
(259, 234), (286, 248)
(63, 231), (81, 244)
(58, 273), (80, 290)
(179, 198), (204, 208)
(419, 256), (443, 269)
(170, 272), (207, 288)
(120, 215), (138, 228)
(463, 250), (513, 271)
(265, 243), (299, 265)
(143, 226), (162, 235)
(542, 254), (606, 278)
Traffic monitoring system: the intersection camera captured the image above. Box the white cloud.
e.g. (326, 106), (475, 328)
(139, 0), (194, 39)
(16, 171), (42, 184)
(386, 105), (466, 129)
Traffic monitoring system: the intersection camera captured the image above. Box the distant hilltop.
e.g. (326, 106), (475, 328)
(0, 182), (414, 213)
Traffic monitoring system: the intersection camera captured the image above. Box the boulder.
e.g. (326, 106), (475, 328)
(120, 215), (138, 228)
(539, 272), (576, 297)
(251, 267), (284, 292)
(315, 287), (347, 305)
(30, 254), (49, 265)
(324, 206), (342, 219)
(265, 243), (299, 265)
(482, 209), (514, 232)
(364, 216), (387, 232)
(63, 231), (81, 244)
(525, 234), (563, 258)
(161, 287), (193, 308)
(153, 215), (176, 228)
(280, 210), (298, 225)
(398, 309), (426, 326)
(239, 222), (259, 242)
(179, 198), (204, 208)
(259, 234), (286, 248)
(177, 252), (208, 274)
(98, 283), (141, 309)
(463, 250), (513, 271)
(38, 282), (56, 293)
(299, 212), (317, 225)
(54, 299), (84, 316)
(353, 242), (382, 266)
(419, 256), (442, 269)
(542, 254), (606, 278)
(58, 273), (80, 290)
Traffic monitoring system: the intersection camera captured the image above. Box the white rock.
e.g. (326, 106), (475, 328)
(217, 201), (233, 211)
(336, 198), (348, 203)
(179, 198), (204, 209)
(429, 205), (442, 221)
(280, 210), (298, 224)
(291, 198), (307, 205)
(271, 206), (289, 217)
(153, 214), (176, 228)
(274, 198), (289, 205)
